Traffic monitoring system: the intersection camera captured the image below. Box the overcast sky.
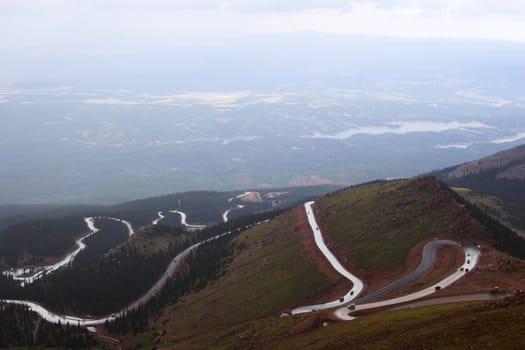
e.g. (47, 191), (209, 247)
(2, 0), (525, 55)
(1, 0), (524, 89)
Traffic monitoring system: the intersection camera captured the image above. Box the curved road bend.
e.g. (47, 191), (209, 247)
(170, 210), (207, 230)
(2, 231), (233, 326)
(4, 216), (135, 286)
(2, 218), (271, 326)
(292, 201), (364, 315)
(152, 211), (165, 225)
(334, 245), (480, 320)
(353, 239), (460, 305)
(96, 216), (135, 236)
(293, 200), (481, 319)
(222, 205), (245, 223)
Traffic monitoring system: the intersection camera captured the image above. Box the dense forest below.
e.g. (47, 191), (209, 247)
(0, 209), (283, 317)
(106, 219), (244, 335)
(0, 302), (99, 348)
(0, 186), (335, 269)
(0, 216), (86, 268)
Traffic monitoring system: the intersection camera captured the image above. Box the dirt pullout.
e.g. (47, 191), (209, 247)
(293, 206), (352, 306)
(438, 244), (525, 296)
(239, 191), (263, 203)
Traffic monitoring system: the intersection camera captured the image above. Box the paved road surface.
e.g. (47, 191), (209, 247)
(2, 231), (232, 326)
(334, 245), (480, 320)
(1, 219), (269, 326)
(152, 211), (165, 225)
(292, 201), (364, 314)
(292, 200), (480, 320)
(352, 239), (461, 305)
(170, 210), (206, 230)
(222, 205), (245, 223)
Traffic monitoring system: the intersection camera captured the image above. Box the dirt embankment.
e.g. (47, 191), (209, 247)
(294, 176), (525, 309)
(444, 245), (525, 295)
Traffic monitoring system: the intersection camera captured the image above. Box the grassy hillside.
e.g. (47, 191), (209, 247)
(114, 176), (525, 348)
(316, 177), (478, 273)
(124, 209), (332, 348)
(193, 292), (525, 349)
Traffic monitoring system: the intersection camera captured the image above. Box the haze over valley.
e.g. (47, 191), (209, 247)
(2, 34), (524, 204)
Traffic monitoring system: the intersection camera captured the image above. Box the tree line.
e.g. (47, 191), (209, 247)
(0, 302), (100, 348)
(0, 209), (283, 318)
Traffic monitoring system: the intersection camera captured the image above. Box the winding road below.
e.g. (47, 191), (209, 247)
(3, 216), (134, 286)
(222, 205), (245, 223)
(1, 218), (270, 326)
(154, 206), (244, 227)
(152, 211), (165, 225)
(170, 210), (206, 230)
(2, 231), (231, 326)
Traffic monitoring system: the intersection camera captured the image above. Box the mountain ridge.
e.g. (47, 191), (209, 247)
(113, 175), (525, 348)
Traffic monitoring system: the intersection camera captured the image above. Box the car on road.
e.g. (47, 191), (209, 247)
(347, 303), (356, 310)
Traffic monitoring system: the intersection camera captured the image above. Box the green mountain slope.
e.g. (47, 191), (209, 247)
(317, 178), (473, 272)
(201, 292), (525, 350)
(115, 176), (525, 349)
(129, 210), (332, 348)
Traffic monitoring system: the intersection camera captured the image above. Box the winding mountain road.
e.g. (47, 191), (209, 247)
(334, 244), (480, 320)
(152, 211), (165, 225)
(3, 216), (134, 286)
(170, 210), (206, 230)
(352, 239), (462, 305)
(2, 231), (231, 326)
(292, 201), (364, 314)
(1, 218), (270, 326)
(293, 200), (480, 319)
(222, 205), (245, 223)
(2, 197), (482, 327)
